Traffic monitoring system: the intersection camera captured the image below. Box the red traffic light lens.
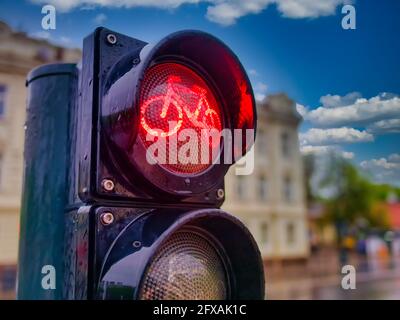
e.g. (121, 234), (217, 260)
(139, 62), (223, 175)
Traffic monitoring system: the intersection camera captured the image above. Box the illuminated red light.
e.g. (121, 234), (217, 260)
(139, 62), (223, 174)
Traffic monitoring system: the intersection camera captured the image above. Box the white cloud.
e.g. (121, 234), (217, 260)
(255, 93), (266, 101)
(305, 93), (400, 127)
(361, 158), (400, 170)
(367, 118), (400, 134)
(296, 103), (308, 117)
(206, 1), (272, 26)
(31, 0), (200, 12)
(360, 155), (400, 186)
(389, 154), (400, 163)
(300, 145), (354, 159)
(319, 92), (361, 108)
(248, 69), (258, 76)
(255, 82), (268, 92)
(93, 13), (107, 25)
(342, 151), (355, 159)
(301, 145), (332, 154)
(299, 127), (374, 146)
(60, 36), (71, 43)
(254, 82), (268, 101)
(30, 31), (51, 40)
(298, 91), (400, 179)
(207, 0), (351, 25)
(30, 0), (349, 25)
(276, 0), (351, 18)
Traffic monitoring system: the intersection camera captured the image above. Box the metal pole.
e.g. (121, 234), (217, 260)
(17, 63), (78, 299)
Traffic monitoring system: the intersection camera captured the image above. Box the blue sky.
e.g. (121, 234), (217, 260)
(1, 0), (399, 186)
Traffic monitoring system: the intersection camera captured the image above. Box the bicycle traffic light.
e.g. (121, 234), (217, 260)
(18, 27), (264, 300)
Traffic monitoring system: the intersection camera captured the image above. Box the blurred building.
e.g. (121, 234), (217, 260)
(223, 94), (309, 260)
(0, 20), (309, 298)
(0, 21), (80, 298)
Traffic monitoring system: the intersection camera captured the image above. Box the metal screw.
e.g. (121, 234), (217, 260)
(132, 241), (141, 248)
(100, 212), (114, 226)
(106, 33), (117, 45)
(102, 179), (115, 192)
(216, 189), (225, 199)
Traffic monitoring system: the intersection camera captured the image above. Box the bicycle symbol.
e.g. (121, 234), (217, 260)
(141, 75), (221, 138)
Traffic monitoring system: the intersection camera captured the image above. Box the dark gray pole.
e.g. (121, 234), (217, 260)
(17, 63), (78, 299)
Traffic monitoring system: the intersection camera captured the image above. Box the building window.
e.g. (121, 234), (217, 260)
(260, 222), (269, 244)
(257, 129), (267, 155)
(0, 85), (6, 118)
(0, 154), (3, 189)
(283, 176), (292, 202)
(36, 47), (52, 62)
(258, 175), (268, 200)
(1, 267), (16, 292)
(236, 176), (246, 199)
(281, 131), (290, 158)
(286, 223), (296, 245)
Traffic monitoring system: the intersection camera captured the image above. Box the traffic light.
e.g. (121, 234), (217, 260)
(18, 27), (264, 300)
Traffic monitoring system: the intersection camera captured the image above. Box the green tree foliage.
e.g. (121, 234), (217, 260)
(307, 154), (391, 233)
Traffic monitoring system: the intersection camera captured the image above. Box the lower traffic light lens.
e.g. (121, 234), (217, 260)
(139, 229), (228, 300)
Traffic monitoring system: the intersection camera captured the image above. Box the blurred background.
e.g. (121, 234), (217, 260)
(0, 0), (400, 300)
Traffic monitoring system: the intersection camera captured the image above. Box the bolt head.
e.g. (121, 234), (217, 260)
(102, 179), (115, 192)
(132, 241), (141, 248)
(100, 212), (114, 226)
(216, 189), (225, 199)
(106, 34), (117, 45)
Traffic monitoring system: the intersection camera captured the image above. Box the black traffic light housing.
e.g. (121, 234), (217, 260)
(18, 27), (264, 300)
(79, 27), (256, 205)
(96, 208), (264, 300)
